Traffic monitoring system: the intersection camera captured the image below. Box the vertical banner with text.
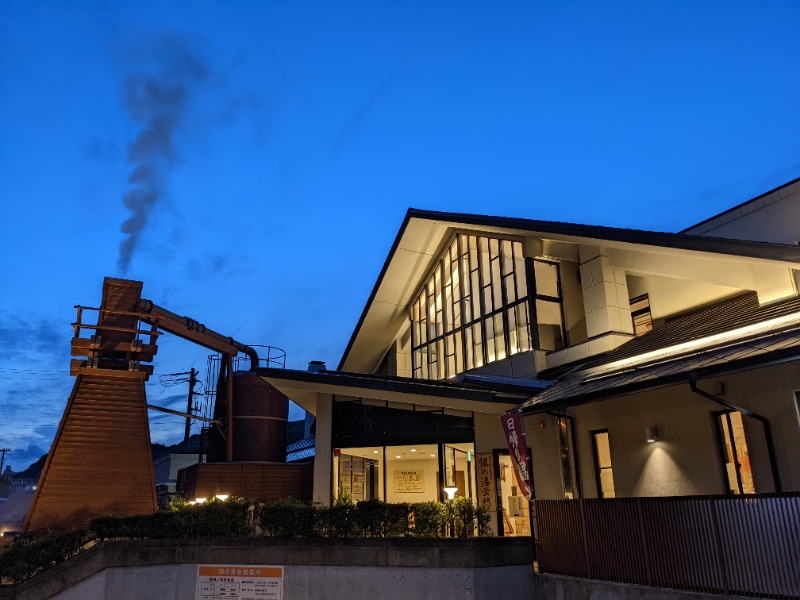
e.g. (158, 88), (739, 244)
(500, 410), (534, 501)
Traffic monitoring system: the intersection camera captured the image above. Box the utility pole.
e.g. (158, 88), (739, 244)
(0, 448), (11, 473)
(183, 368), (198, 453)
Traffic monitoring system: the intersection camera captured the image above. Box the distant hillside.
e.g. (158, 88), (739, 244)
(13, 454), (47, 480)
(15, 421), (307, 478)
(151, 434), (203, 459)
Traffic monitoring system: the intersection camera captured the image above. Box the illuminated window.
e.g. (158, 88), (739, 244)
(717, 411), (755, 494)
(410, 234), (531, 380)
(591, 430), (615, 498)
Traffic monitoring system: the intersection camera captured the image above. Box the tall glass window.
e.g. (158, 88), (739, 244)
(533, 259), (565, 351)
(410, 233), (531, 380)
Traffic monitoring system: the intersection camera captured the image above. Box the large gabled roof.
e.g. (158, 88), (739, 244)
(338, 208), (800, 374)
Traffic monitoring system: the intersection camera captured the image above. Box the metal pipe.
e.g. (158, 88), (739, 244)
(226, 353), (234, 463)
(138, 299), (260, 370)
(688, 372), (781, 493)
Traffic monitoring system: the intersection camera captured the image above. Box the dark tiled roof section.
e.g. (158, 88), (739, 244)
(522, 326), (800, 412)
(602, 292), (800, 364)
(287, 437), (315, 453)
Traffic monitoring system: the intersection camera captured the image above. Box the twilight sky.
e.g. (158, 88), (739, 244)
(1, 0), (799, 470)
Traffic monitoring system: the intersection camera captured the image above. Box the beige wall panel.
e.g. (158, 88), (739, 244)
(525, 414), (564, 500)
(313, 393), (334, 506)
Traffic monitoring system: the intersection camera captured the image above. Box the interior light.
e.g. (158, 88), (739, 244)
(410, 448), (417, 452)
(395, 455), (401, 459)
(430, 454), (435, 457)
(646, 427), (659, 443)
(444, 487), (458, 500)
(215, 494), (229, 501)
(373, 450), (379, 454)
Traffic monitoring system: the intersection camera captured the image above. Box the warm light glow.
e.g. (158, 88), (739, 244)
(373, 450), (379, 454)
(444, 486), (458, 500)
(195, 497), (207, 504)
(585, 311), (800, 381)
(215, 494), (229, 501)
(189, 500), (197, 505)
(395, 455), (401, 459)
(410, 448), (416, 452)
(430, 454), (435, 457)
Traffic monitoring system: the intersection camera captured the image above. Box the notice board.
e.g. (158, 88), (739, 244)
(196, 565), (283, 599)
(393, 469), (425, 493)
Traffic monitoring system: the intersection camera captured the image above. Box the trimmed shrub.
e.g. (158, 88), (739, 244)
(410, 501), (444, 537)
(92, 497), (252, 540)
(0, 529), (90, 584)
(259, 497), (316, 538)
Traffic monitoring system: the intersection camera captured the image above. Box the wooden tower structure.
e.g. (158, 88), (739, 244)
(24, 278), (159, 532)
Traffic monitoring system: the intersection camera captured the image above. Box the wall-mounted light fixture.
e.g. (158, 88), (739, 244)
(215, 494), (229, 501)
(195, 497), (207, 504)
(646, 427), (659, 443)
(444, 487), (458, 500)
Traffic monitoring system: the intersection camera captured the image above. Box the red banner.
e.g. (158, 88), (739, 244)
(500, 410), (534, 501)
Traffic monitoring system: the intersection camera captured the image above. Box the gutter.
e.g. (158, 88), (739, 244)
(688, 372), (781, 493)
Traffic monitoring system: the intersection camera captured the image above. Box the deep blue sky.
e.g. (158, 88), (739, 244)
(1, 1), (799, 470)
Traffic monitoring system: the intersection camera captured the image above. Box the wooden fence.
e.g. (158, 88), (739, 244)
(534, 494), (800, 599)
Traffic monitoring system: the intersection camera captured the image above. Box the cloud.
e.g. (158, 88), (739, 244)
(0, 310), (71, 360)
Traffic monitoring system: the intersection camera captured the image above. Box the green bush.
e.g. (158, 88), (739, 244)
(410, 501), (444, 537)
(319, 503), (356, 538)
(0, 529), (90, 583)
(259, 497), (316, 538)
(92, 497), (252, 540)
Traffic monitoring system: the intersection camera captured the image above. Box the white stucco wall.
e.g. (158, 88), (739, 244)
(528, 361), (800, 499)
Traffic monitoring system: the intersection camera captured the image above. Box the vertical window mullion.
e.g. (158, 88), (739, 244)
(457, 234), (470, 372)
(477, 237), (490, 368)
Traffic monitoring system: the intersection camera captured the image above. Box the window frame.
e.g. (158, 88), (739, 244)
(409, 232), (532, 380)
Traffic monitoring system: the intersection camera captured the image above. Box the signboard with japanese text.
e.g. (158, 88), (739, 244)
(393, 470), (425, 493)
(500, 411), (534, 501)
(475, 453), (496, 511)
(196, 565), (283, 599)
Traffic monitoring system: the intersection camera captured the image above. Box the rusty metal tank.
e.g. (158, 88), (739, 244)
(209, 371), (289, 462)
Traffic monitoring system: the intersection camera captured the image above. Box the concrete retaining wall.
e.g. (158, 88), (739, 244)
(0, 537), (535, 600)
(532, 573), (760, 600)
(1, 538), (764, 600)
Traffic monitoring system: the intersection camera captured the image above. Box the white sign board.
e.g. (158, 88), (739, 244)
(196, 565), (283, 599)
(394, 470), (425, 493)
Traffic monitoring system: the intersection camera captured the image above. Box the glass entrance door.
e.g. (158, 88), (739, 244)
(495, 452), (531, 537)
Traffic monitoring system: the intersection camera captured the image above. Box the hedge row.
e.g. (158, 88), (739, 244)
(0, 498), (251, 584)
(259, 497), (492, 538)
(0, 496), (491, 584)
(0, 529), (92, 583)
(92, 497), (251, 540)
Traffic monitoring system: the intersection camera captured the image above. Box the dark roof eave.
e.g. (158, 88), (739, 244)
(406, 208), (800, 262)
(520, 343), (800, 415)
(258, 367), (530, 404)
